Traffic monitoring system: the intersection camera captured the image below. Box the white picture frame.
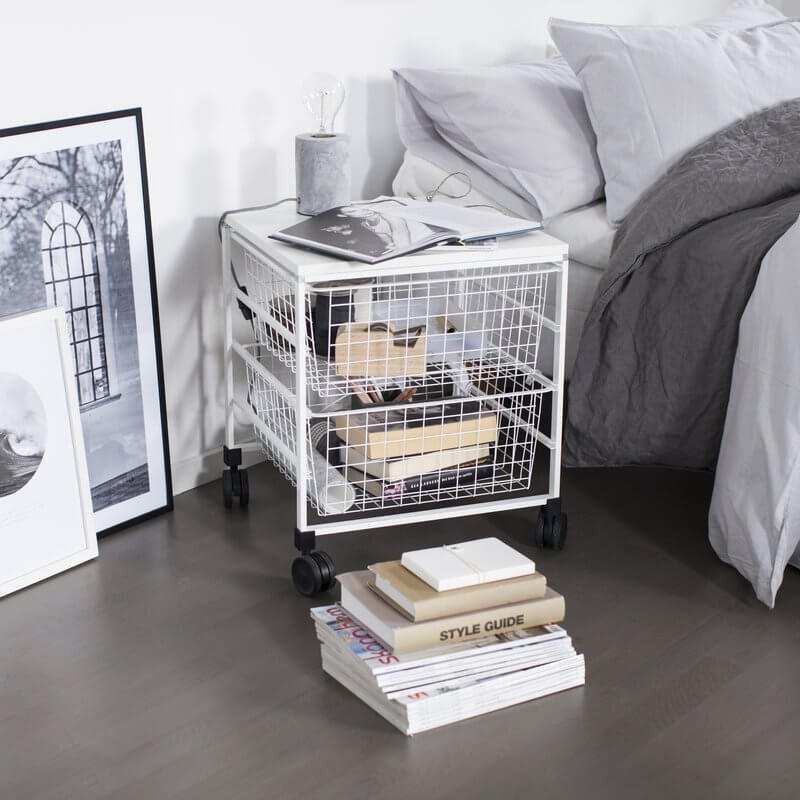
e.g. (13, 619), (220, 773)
(0, 307), (97, 599)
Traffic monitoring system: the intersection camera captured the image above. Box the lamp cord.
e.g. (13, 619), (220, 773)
(425, 171), (472, 202)
(217, 197), (297, 296)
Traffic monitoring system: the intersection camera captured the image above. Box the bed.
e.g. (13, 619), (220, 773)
(390, 0), (800, 606)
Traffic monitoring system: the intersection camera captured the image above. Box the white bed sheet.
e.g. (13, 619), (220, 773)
(392, 151), (611, 375)
(709, 216), (800, 606)
(545, 202), (615, 271)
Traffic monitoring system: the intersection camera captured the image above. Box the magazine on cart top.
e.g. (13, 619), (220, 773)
(271, 198), (540, 263)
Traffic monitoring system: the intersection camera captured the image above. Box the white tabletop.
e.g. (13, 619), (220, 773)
(224, 201), (568, 282)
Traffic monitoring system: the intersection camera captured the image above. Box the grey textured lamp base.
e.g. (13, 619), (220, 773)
(295, 133), (351, 216)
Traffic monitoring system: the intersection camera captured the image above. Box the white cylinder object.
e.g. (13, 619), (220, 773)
(295, 133), (351, 216)
(311, 449), (356, 515)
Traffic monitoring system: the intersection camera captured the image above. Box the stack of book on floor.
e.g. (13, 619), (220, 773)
(311, 537), (584, 735)
(337, 399), (499, 502)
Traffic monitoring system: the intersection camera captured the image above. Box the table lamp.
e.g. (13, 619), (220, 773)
(296, 73), (351, 215)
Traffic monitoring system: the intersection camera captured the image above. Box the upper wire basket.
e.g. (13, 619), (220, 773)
(244, 249), (554, 401)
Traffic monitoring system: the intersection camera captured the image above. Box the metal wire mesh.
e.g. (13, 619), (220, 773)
(245, 344), (546, 516)
(242, 251), (556, 518)
(245, 251), (553, 400)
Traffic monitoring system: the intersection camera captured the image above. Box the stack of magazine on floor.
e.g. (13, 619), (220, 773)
(311, 538), (584, 735)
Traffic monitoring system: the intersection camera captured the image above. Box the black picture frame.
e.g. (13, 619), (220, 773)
(0, 108), (172, 535)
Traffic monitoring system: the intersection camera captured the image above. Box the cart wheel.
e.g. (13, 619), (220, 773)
(547, 513), (568, 551)
(239, 469), (249, 508)
(315, 550), (336, 591)
(535, 512), (546, 549)
(222, 470), (234, 509)
(292, 551), (336, 596)
(536, 500), (567, 551)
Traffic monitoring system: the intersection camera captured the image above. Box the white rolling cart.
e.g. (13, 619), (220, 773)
(220, 202), (569, 596)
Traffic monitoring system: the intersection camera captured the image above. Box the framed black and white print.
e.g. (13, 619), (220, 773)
(0, 109), (172, 534)
(0, 307), (98, 598)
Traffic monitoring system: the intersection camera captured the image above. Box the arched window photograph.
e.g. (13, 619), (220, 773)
(0, 111), (170, 533)
(41, 202), (111, 407)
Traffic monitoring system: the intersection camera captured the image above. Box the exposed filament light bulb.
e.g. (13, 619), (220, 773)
(302, 72), (345, 137)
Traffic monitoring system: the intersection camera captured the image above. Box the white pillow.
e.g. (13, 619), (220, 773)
(393, 58), (603, 220)
(550, 8), (795, 224)
(701, 0), (784, 28)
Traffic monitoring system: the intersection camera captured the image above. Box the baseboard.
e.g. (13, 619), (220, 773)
(172, 445), (265, 496)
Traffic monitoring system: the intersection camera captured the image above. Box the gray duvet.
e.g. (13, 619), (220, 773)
(564, 99), (800, 470)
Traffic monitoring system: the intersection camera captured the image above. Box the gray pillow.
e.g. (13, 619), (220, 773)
(393, 57), (603, 220)
(550, 3), (793, 224)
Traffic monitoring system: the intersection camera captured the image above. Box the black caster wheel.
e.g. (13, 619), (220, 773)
(548, 513), (567, 551)
(222, 467), (249, 509)
(535, 512), (546, 549)
(292, 551), (336, 596)
(536, 500), (567, 551)
(222, 469), (233, 509)
(238, 469), (249, 508)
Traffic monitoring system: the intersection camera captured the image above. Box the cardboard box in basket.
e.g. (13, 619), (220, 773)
(335, 322), (426, 377)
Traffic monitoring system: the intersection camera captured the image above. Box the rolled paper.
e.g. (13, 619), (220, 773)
(311, 447), (355, 515)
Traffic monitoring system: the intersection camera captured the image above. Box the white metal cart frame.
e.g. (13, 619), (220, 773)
(220, 203), (569, 595)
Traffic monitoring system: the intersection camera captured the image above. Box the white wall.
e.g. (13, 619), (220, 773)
(1, 0), (744, 493)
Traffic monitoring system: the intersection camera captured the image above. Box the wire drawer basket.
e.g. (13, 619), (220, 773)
(245, 344), (549, 517)
(245, 250), (552, 401)
(242, 249), (557, 518)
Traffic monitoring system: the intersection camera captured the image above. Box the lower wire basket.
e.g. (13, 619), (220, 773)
(244, 345), (546, 518)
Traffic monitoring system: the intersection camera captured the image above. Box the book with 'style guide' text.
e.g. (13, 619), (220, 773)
(338, 570), (564, 654)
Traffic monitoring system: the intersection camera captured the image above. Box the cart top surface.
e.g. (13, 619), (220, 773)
(224, 202), (568, 281)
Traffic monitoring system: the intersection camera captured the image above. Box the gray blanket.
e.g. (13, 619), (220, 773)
(564, 99), (800, 469)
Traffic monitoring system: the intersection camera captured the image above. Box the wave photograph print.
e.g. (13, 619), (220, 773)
(0, 373), (47, 498)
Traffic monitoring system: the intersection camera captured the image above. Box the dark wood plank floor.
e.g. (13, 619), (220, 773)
(2, 462), (799, 800)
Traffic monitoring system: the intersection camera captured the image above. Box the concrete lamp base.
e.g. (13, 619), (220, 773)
(295, 133), (351, 216)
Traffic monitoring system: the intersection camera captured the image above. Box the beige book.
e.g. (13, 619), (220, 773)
(335, 401), (497, 460)
(368, 560), (547, 622)
(347, 442), (490, 482)
(338, 570), (565, 655)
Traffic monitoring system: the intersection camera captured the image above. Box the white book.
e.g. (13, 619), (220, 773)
(401, 537), (535, 591)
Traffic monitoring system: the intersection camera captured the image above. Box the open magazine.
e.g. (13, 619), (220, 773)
(270, 198), (540, 263)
